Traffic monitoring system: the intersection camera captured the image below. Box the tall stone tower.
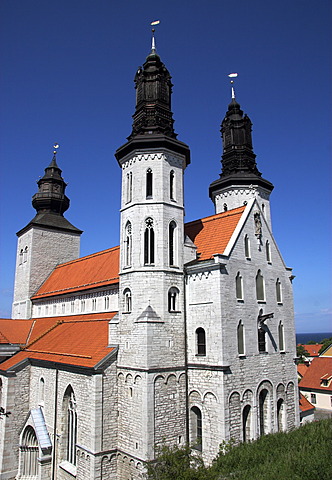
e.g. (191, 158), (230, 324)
(209, 91), (274, 227)
(12, 148), (82, 319)
(114, 35), (190, 477)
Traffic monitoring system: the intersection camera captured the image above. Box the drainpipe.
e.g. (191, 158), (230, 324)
(51, 367), (58, 480)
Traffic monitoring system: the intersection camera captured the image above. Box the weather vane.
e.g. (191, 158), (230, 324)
(150, 20), (160, 52)
(228, 73), (238, 99)
(53, 143), (59, 155)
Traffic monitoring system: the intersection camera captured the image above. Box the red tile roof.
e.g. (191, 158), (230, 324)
(185, 206), (245, 261)
(32, 246), (120, 299)
(298, 344), (322, 357)
(0, 313), (117, 371)
(299, 393), (315, 412)
(297, 363), (309, 378)
(0, 319), (34, 345)
(299, 357), (332, 391)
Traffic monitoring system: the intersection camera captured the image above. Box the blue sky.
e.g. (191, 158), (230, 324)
(0, 0), (331, 333)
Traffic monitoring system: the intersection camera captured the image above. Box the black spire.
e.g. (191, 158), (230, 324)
(115, 36), (190, 166)
(128, 38), (176, 140)
(32, 152), (70, 215)
(17, 148), (82, 236)
(209, 96), (273, 197)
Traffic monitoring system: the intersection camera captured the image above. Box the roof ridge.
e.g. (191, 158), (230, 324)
(25, 349), (92, 359)
(185, 206), (245, 227)
(54, 245), (120, 269)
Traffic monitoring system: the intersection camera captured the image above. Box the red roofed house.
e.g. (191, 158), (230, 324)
(299, 357), (332, 411)
(0, 39), (299, 480)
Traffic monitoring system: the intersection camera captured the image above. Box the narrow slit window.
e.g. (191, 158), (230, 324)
(146, 168), (153, 198)
(236, 272), (243, 300)
(170, 170), (175, 200)
(169, 221), (176, 266)
(144, 217), (155, 265)
(237, 321), (245, 355)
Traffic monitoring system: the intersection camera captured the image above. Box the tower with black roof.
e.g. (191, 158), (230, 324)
(209, 90), (274, 227)
(114, 32), (190, 477)
(12, 148), (82, 319)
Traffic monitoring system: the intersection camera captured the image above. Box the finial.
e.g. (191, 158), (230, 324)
(228, 73), (238, 99)
(150, 20), (160, 53)
(53, 143), (59, 155)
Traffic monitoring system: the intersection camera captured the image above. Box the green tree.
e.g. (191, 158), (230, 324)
(318, 337), (332, 354)
(296, 344), (309, 363)
(146, 444), (214, 480)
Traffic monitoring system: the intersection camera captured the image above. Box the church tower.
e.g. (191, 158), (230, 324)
(12, 147), (82, 319)
(114, 33), (190, 477)
(209, 88), (274, 227)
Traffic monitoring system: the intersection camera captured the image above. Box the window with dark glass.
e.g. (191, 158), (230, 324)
(144, 218), (155, 264)
(196, 328), (206, 356)
(170, 170), (175, 200)
(256, 270), (265, 301)
(191, 406), (202, 450)
(169, 221), (176, 266)
(168, 287), (179, 312)
(125, 221), (132, 267)
(237, 321), (245, 355)
(146, 168), (153, 198)
(258, 326), (266, 352)
(276, 278), (282, 303)
(244, 235), (250, 258)
(278, 321), (284, 351)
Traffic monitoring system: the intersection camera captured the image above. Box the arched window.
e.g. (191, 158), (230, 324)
(63, 387), (77, 466)
(223, 203), (228, 212)
(196, 328), (206, 356)
(168, 287), (179, 312)
(237, 321), (245, 355)
(278, 321), (284, 351)
(39, 377), (45, 405)
(23, 246), (28, 263)
(19, 249), (23, 265)
(266, 240), (271, 262)
(144, 217), (155, 265)
(244, 235), (250, 258)
(125, 221), (132, 267)
(276, 278), (282, 303)
(170, 170), (175, 200)
(19, 426), (38, 477)
(259, 389), (270, 436)
(242, 405), (251, 442)
(92, 298), (96, 311)
(258, 326), (266, 352)
(277, 399), (285, 431)
(235, 272), (243, 300)
(190, 406), (202, 450)
(146, 168), (153, 198)
(126, 171), (132, 203)
(124, 288), (132, 313)
(168, 221), (176, 266)
(256, 270), (265, 301)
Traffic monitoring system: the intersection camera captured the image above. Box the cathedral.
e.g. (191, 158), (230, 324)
(0, 36), (299, 480)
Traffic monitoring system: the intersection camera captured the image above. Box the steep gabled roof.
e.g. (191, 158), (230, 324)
(299, 357), (332, 391)
(299, 393), (315, 413)
(0, 313), (117, 371)
(297, 363), (309, 378)
(32, 246), (119, 299)
(0, 319), (34, 345)
(184, 206), (246, 261)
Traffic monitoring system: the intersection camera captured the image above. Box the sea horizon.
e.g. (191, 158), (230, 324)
(296, 331), (332, 344)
